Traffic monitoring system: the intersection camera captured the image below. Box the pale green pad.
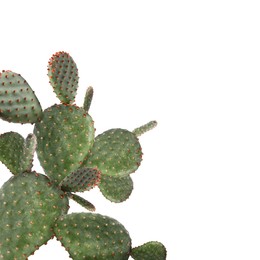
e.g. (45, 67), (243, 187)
(54, 213), (131, 260)
(99, 174), (133, 203)
(34, 104), (95, 184)
(0, 71), (42, 123)
(84, 129), (142, 177)
(0, 172), (69, 259)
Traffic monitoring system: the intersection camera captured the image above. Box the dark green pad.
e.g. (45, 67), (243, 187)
(131, 241), (167, 260)
(60, 167), (100, 192)
(0, 71), (42, 123)
(0, 132), (36, 175)
(83, 129), (142, 177)
(48, 51), (79, 104)
(34, 104), (95, 184)
(99, 174), (133, 203)
(0, 172), (69, 259)
(54, 213), (131, 260)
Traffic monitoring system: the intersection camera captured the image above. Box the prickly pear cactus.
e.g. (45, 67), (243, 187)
(0, 51), (167, 259)
(54, 213), (132, 259)
(0, 71), (43, 123)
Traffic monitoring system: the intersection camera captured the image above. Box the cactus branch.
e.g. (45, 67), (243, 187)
(67, 193), (96, 212)
(83, 86), (93, 113)
(132, 120), (158, 137)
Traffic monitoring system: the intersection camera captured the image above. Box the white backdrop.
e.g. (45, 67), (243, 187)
(1, 1), (260, 259)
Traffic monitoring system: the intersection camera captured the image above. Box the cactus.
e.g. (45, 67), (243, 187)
(131, 241), (167, 260)
(47, 51), (79, 104)
(0, 172), (69, 259)
(0, 132), (36, 174)
(0, 51), (167, 259)
(54, 213), (132, 259)
(82, 128), (143, 177)
(34, 104), (95, 184)
(60, 167), (101, 192)
(99, 174), (134, 203)
(0, 71), (43, 123)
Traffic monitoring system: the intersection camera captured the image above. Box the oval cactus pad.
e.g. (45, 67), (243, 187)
(99, 174), (133, 203)
(0, 71), (43, 123)
(0, 172), (68, 259)
(34, 104), (95, 184)
(131, 241), (167, 260)
(84, 129), (142, 177)
(54, 213), (131, 260)
(0, 132), (36, 175)
(48, 51), (79, 104)
(0, 132), (25, 174)
(60, 167), (101, 192)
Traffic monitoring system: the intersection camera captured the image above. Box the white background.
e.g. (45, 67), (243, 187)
(1, 1), (260, 259)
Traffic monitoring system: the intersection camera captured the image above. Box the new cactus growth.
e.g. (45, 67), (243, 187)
(0, 51), (167, 259)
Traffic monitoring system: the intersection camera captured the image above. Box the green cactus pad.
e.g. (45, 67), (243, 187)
(0, 172), (69, 259)
(83, 129), (142, 177)
(68, 193), (96, 212)
(131, 241), (167, 260)
(54, 213), (131, 260)
(0, 132), (36, 175)
(83, 86), (94, 112)
(34, 104), (95, 184)
(21, 133), (37, 172)
(48, 51), (79, 104)
(99, 174), (133, 203)
(60, 167), (100, 192)
(0, 71), (43, 123)
(0, 132), (24, 174)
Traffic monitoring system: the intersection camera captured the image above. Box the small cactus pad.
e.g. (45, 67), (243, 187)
(99, 174), (133, 203)
(34, 104), (95, 184)
(0, 172), (69, 259)
(83, 86), (94, 112)
(83, 129), (142, 177)
(48, 51), (79, 104)
(68, 193), (96, 211)
(131, 241), (167, 260)
(21, 133), (37, 172)
(132, 121), (158, 137)
(54, 213), (131, 260)
(0, 132), (24, 174)
(0, 132), (36, 174)
(60, 167), (100, 192)
(0, 71), (43, 123)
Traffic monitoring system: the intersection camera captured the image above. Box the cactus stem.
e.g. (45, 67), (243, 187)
(132, 120), (158, 137)
(83, 86), (93, 113)
(67, 193), (96, 212)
